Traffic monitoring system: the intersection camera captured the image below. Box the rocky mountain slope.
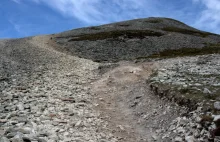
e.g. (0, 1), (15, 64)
(53, 17), (220, 62)
(0, 17), (220, 142)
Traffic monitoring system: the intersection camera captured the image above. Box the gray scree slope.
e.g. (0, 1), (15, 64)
(53, 17), (220, 62)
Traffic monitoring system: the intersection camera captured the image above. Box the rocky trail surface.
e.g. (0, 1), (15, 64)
(0, 36), (188, 142)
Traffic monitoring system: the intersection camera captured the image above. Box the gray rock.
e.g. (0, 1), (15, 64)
(195, 117), (202, 123)
(11, 133), (24, 142)
(0, 130), (5, 136)
(11, 137), (24, 142)
(151, 134), (157, 141)
(18, 127), (32, 134)
(6, 132), (17, 139)
(214, 102), (220, 110)
(17, 117), (27, 123)
(213, 83), (220, 87)
(213, 115), (220, 122)
(176, 127), (185, 133)
(203, 88), (211, 94)
(174, 136), (182, 142)
(0, 137), (10, 142)
(185, 136), (195, 142)
(16, 103), (24, 111)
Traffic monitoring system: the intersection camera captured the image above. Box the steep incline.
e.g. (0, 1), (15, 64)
(0, 34), (190, 142)
(0, 35), (186, 142)
(1, 17), (220, 142)
(0, 36), (118, 142)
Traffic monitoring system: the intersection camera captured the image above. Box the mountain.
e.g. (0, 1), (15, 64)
(0, 17), (220, 142)
(53, 17), (220, 62)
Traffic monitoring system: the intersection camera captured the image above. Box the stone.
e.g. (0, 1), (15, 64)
(194, 130), (200, 138)
(11, 138), (24, 142)
(151, 134), (157, 141)
(195, 117), (202, 123)
(203, 88), (211, 94)
(16, 103), (24, 111)
(0, 137), (10, 142)
(75, 120), (82, 127)
(214, 102), (220, 110)
(213, 83), (220, 87)
(176, 127), (185, 133)
(18, 127), (33, 134)
(174, 136), (182, 142)
(15, 123), (25, 127)
(117, 125), (125, 131)
(185, 136), (195, 142)
(11, 133), (24, 142)
(196, 124), (202, 130)
(6, 132), (17, 139)
(0, 130), (5, 136)
(213, 115), (220, 122)
(17, 117), (28, 123)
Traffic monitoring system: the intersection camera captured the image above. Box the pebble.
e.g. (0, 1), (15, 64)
(214, 102), (220, 110)
(203, 88), (211, 94)
(174, 136), (182, 142)
(0, 137), (10, 142)
(0, 53), (116, 142)
(151, 134), (157, 141)
(185, 136), (194, 142)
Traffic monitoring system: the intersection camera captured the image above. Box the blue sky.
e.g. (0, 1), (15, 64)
(1, 0), (220, 38)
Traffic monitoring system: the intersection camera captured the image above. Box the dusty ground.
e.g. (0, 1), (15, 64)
(91, 61), (187, 142)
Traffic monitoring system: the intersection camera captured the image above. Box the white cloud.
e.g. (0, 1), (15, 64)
(193, 0), (220, 33)
(30, 0), (158, 24)
(11, 0), (21, 4)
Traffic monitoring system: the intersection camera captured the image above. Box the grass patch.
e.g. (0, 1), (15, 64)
(200, 114), (214, 122)
(67, 30), (164, 41)
(149, 70), (220, 112)
(149, 81), (218, 111)
(89, 26), (101, 30)
(118, 24), (130, 27)
(162, 26), (215, 37)
(146, 19), (163, 23)
(139, 43), (220, 59)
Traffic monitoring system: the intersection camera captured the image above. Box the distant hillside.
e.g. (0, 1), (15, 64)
(52, 17), (220, 62)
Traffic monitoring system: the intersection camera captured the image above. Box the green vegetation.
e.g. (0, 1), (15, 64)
(149, 81), (218, 112)
(200, 115), (214, 122)
(162, 26), (215, 37)
(67, 30), (164, 41)
(144, 43), (220, 59)
(118, 24), (130, 27)
(89, 26), (101, 30)
(149, 68), (220, 112)
(146, 19), (163, 23)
